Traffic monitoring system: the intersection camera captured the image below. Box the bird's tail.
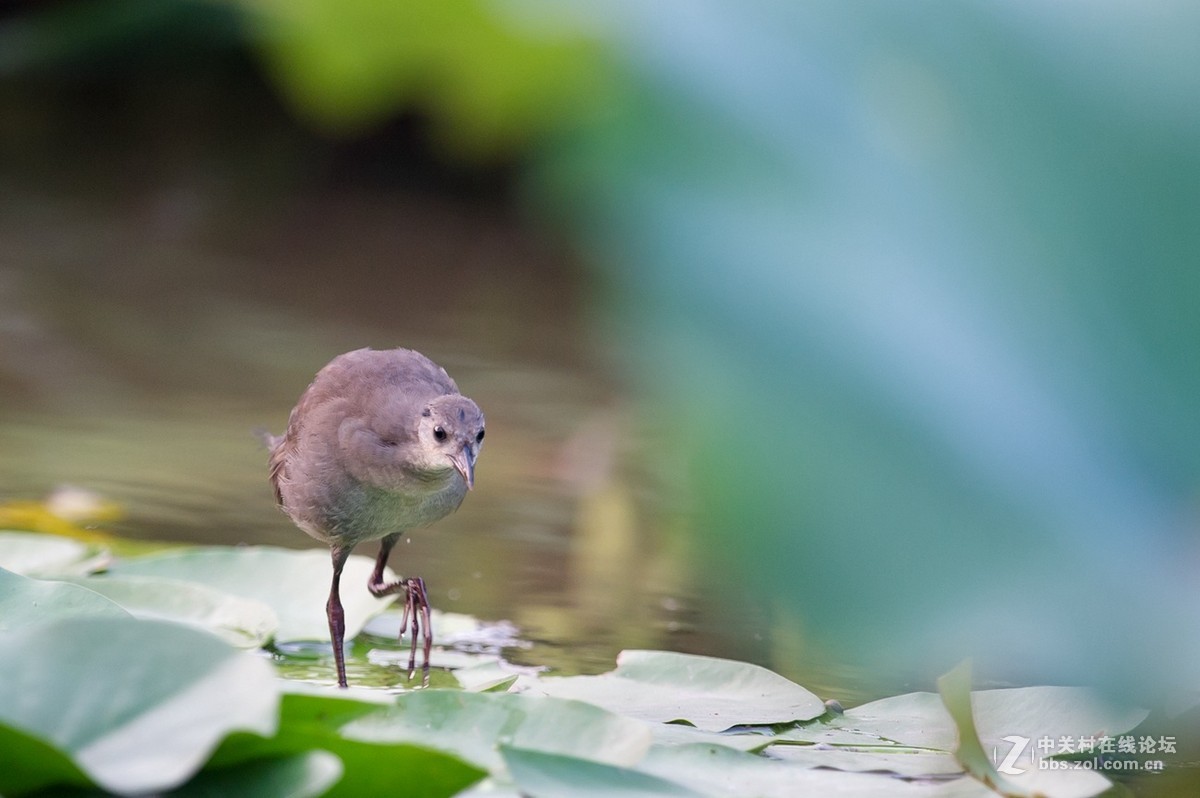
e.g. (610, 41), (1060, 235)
(252, 427), (282, 451)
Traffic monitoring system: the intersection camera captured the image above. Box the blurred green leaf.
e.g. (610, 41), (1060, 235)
(209, 692), (487, 798)
(938, 660), (1029, 796)
(0, 617), (279, 795)
(525, 0), (1200, 696)
(0, 723), (93, 796)
(65, 574), (278, 648)
(166, 751), (342, 798)
(341, 690), (652, 773)
(237, 0), (613, 154)
(0, 567), (129, 632)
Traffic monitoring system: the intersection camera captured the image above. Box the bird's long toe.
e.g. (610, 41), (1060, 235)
(400, 576), (433, 681)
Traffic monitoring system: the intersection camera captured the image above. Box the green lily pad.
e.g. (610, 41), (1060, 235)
(0, 722), (93, 796)
(0, 567), (129, 632)
(112, 545), (393, 642)
(768, 743), (963, 777)
(453, 660), (522, 692)
(0, 531), (109, 577)
(501, 746), (704, 798)
(533, 650), (826, 731)
(341, 690), (653, 773)
(832, 691), (958, 750)
(827, 683), (1146, 758)
(209, 692), (486, 798)
(971, 686), (1149, 761)
(647, 722), (774, 753)
(773, 663), (1147, 797)
(937, 661), (1116, 798)
(637, 743), (994, 798)
(167, 751), (343, 798)
(0, 616), (279, 795)
(65, 574), (279, 648)
(772, 718), (929, 749)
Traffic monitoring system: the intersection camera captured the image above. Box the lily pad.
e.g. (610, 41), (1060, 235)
(970, 686), (1149, 761)
(209, 692), (487, 798)
(831, 691), (959, 750)
(771, 664), (1148, 798)
(501, 746), (704, 798)
(636, 743), (994, 798)
(767, 743), (963, 777)
(111, 545), (393, 642)
(0, 567), (129, 632)
(341, 690), (653, 773)
(278, 679), (397, 709)
(533, 650), (826, 731)
(937, 661), (1116, 798)
(646, 722), (774, 753)
(0, 722), (93, 796)
(167, 751), (342, 798)
(0, 531), (108, 577)
(827, 683), (1146, 758)
(772, 718), (930, 749)
(453, 660), (524, 693)
(0, 616), (279, 795)
(65, 574), (279, 648)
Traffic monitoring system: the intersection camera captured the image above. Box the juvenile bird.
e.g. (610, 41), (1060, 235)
(265, 347), (484, 687)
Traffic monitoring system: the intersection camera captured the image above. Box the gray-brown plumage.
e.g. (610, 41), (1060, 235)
(265, 347), (484, 687)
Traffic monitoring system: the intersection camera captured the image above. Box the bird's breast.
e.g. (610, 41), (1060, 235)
(326, 474), (467, 544)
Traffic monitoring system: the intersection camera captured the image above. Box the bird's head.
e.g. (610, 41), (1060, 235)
(413, 395), (485, 490)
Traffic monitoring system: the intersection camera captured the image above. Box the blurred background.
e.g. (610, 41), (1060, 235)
(1, 0), (1199, 742)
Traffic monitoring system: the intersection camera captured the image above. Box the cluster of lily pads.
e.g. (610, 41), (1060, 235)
(0, 530), (1149, 797)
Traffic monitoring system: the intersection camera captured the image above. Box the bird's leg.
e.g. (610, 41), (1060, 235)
(367, 533), (403, 597)
(327, 545), (353, 688)
(367, 533), (433, 682)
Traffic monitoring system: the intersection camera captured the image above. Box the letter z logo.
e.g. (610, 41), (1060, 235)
(994, 735), (1030, 775)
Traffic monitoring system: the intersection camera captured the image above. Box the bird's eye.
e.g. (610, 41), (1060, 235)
(379, 437), (397, 447)
(433, 425), (447, 442)
(476, 430), (485, 443)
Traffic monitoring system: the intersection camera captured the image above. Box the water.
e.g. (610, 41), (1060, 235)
(0, 173), (749, 682)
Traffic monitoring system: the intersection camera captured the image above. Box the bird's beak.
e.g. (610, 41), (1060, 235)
(449, 446), (476, 490)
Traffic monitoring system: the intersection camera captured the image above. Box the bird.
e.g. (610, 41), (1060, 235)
(264, 347), (484, 688)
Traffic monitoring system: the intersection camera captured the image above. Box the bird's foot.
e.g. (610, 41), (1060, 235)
(397, 576), (432, 684)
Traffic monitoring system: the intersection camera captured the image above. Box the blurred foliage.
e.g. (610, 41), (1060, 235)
(228, 0), (616, 155)
(528, 1), (1200, 701)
